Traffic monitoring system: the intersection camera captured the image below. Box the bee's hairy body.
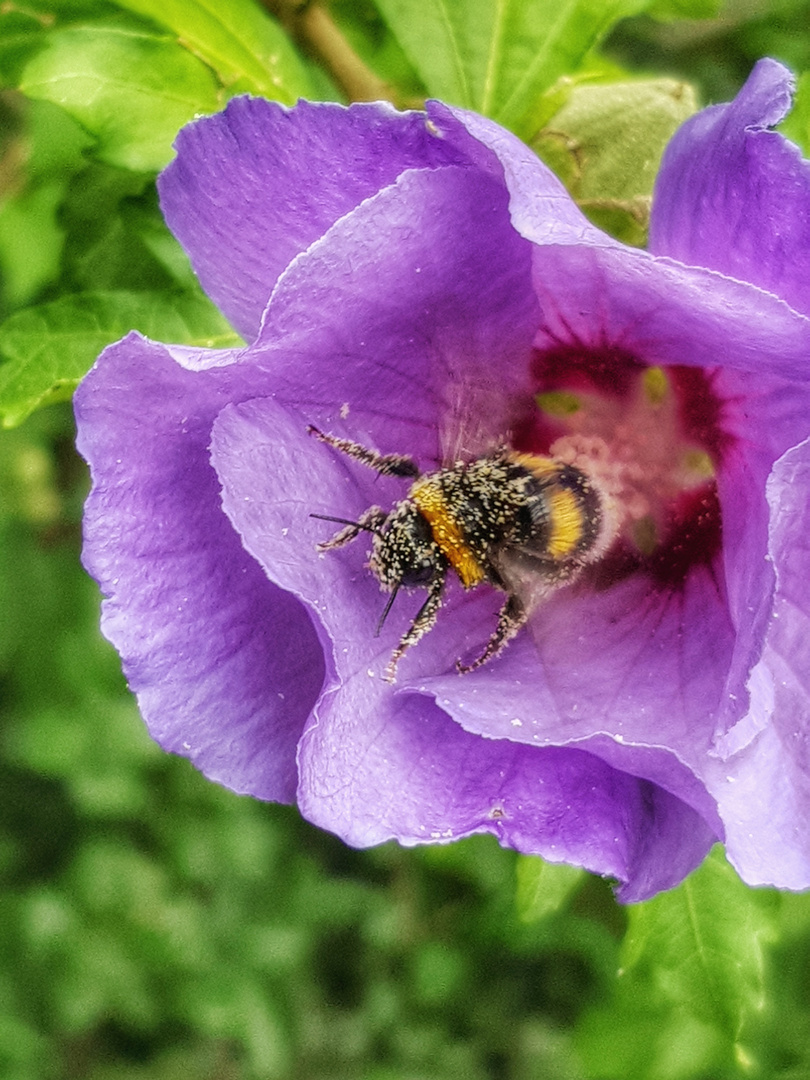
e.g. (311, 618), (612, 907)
(406, 455), (601, 589)
(309, 428), (608, 681)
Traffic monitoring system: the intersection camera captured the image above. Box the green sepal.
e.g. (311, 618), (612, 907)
(532, 77), (697, 245)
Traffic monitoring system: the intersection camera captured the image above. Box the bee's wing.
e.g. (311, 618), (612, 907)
(437, 360), (532, 466)
(490, 546), (579, 619)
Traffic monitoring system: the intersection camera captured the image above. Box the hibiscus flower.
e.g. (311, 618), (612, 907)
(75, 58), (810, 901)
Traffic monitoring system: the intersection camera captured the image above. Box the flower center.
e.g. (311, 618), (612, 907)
(516, 346), (726, 587)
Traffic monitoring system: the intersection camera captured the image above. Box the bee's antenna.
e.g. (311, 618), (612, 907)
(374, 584), (400, 637)
(310, 513), (382, 535)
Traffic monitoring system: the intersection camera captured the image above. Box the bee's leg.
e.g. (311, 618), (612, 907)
(457, 594), (527, 674)
(384, 575), (445, 682)
(314, 506), (387, 549)
(308, 426), (420, 478)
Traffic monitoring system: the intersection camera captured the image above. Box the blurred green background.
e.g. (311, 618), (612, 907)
(3, 1), (810, 1077)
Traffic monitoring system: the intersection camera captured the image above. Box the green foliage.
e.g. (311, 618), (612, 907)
(0, 100), (92, 311)
(621, 848), (778, 1037)
(113, 0), (314, 100)
(605, 0), (810, 106)
(515, 855), (585, 922)
(0, 291), (240, 426)
(375, 0), (653, 137)
(645, 0), (721, 17)
(0, 93), (240, 426)
(780, 69), (810, 154)
(19, 24), (222, 172)
(331, 0), (427, 99)
(574, 849), (794, 1080)
(0, 1), (115, 88)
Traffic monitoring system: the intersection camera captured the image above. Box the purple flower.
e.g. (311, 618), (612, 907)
(75, 58), (810, 901)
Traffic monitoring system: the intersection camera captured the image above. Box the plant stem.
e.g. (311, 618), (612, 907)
(263, 0), (400, 105)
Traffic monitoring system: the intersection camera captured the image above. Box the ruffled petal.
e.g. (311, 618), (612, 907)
(210, 396), (493, 686)
(529, 241), (810, 384)
(210, 396), (398, 683)
(249, 163), (541, 456)
(75, 335), (324, 801)
(707, 437), (810, 888)
(650, 58), (810, 318)
(159, 98), (469, 340)
(428, 100), (616, 248)
(302, 681), (715, 903)
(417, 566), (729, 831)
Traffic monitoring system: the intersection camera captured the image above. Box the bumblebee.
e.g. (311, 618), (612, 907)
(309, 426), (614, 681)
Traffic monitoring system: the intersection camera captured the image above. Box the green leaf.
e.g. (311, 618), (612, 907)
(58, 164), (179, 294)
(575, 995), (727, 1079)
(111, 0), (314, 100)
(515, 856), (584, 922)
(375, 0), (649, 137)
(0, 291), (241, 426)
(532, 77), (697, 244)
(645, 0), (721, 17)
(0, 101), (95, 312)
(0, 6), (48, 87)
(621, 847), (778, 1039)
(0, 181), (66, 311)
(780, 69), (810, 157)
(0, 0), (139, 86)
(22, 99), (97, 183)
(19, 25), (221, 172)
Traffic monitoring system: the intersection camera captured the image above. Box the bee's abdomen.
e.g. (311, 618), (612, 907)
(518, 463), (602, 562)
(409, 454), (604, 590)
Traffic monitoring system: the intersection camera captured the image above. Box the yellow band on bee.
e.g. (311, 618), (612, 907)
(510, 453), (555, 474)
(545, 486), (586, 559)
(511, 454), (588, 559)
(411, 479), (485, 588)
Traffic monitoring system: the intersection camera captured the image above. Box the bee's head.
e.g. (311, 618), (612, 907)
(369, 503), (445, 591)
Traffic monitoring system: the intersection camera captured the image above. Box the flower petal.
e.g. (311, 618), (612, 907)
(249, 163), (541, 457)
(302, 681), (715, 903)
(528, 241), (810, 384)
(650, 58), (810, 317)
(210, 396), (396, 683)
(418, 569), (729, 836)
(210, 396), (494, 686)
(708, 437), (810, 888)
(159, 98), (469, 341)
(75, 335), (324, 801)
(80, 77), (810, 897)
(428, 101), (616, 248)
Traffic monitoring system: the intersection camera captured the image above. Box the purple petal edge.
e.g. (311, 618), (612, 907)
(159, 98), (469, 341)
(651, 58), (810, 317)
(75, 334), (324, 802)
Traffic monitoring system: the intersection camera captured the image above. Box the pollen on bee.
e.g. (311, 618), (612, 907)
(410, 477), (485, 588)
